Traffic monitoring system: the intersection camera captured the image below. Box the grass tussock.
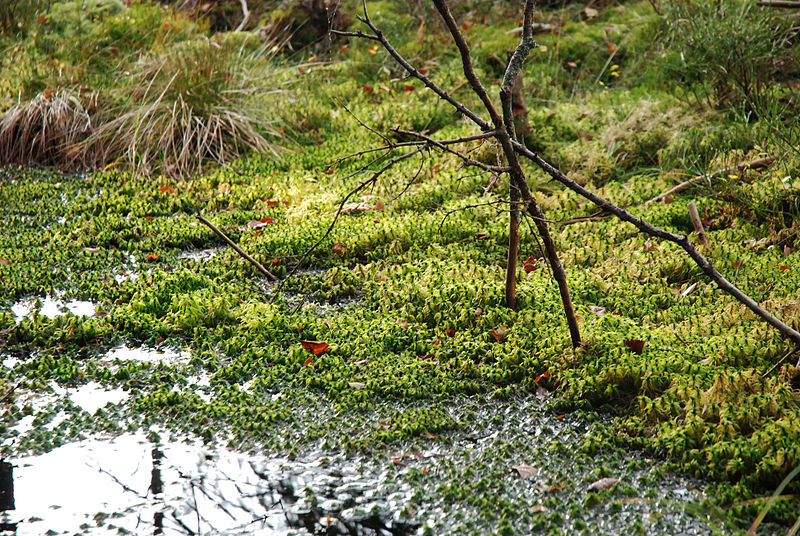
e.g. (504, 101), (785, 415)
(0, 88), (98, 168)
(77, 35), (287, 178)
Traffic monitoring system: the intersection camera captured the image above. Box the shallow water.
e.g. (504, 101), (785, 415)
(11, 295), (96, 323)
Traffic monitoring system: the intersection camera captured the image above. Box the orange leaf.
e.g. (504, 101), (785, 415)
(624, 339), (645, 354)
(534, 371), (550, 384)
(145, 216), (153, 221)
(444, 328), (455, 337)
(337, 44), (350, 54)
(523, 255), (538, 273)
(303, 356), (314, 366)
(266, 200), (280, 207)
(283, 201), (291, 206)
(145, 253), (159, 262)
(301, 340), (330, 355)
(270, 258), (280, 267)
(491, 326), (507, 342)
(780, 265), (790, 271)
(157, 185), (175, 194)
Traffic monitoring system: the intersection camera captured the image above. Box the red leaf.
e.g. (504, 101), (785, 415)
(444, 328), (455, 337)
(0, 259), (12, 266)
(780, 265), (790, 271)
(403, 84), (415, 91)
(283, 201), (291, 206)
(270, 258), (280, 267)
(337, 44), (350, 54)
(363, 85), (372, 93)
(301, 340), (330, 355)
(266, 200), (280, 207)
(244, 217), (274, 230)
(491, 326), (507, 342)
(332, 242), (346, 257)
(523, 255), (538, 273)
(303, 356), (314, 366)
(624, 339), (645, 354)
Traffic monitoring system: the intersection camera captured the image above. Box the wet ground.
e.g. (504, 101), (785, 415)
(0, 342), (736, 536)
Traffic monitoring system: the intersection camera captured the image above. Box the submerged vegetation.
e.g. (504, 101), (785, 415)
(2, 0), (800, 532)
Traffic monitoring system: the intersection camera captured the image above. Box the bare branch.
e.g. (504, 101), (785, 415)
(431, 0), (503, 127)
(394, 129), (504, 173)
(513, 141), (800, 345)
(279, 146), (426, 287)
(334, 7), (492, 130)
(196, 213), (279, 282)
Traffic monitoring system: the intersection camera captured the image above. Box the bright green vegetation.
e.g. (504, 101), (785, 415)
(2, 0), (800, 531)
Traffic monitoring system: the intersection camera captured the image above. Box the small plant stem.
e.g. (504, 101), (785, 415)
(687, 202), (708, 246)
(761, 346), (800, 378)
(196, 212), (279, 282)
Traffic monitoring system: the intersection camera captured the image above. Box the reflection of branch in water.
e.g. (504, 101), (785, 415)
(150, 446), (164, 536)
(92, 464), (146, 499)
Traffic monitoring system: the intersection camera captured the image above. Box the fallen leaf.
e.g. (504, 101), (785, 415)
(375, 201), (385, 210)
(145, 253), (159, 262)
(534, 371), (550, 384)
(157, 185), (174, 194)
(348, 382), (365, 389)
(396, 318), (410, 329)
(404, 84), (415, 91)
(444, 328), (455, 337)
(587, 477), (620, 492)
(780, 265), (790, 271)
(241, 217), (274, 230)
(523, 255), (538, 273)
(624, 339), (645, 354)
(81, 247), (99, 253)
(283, 201), (291, 206)
(681, 282), (698, 297)
(303, 356), (314, 366)
(266, 200), (280, 207)
(491, 326), (507, 342)
(643, 240), (654, 253)
(474, 307), (483, 317)
(332, 242), (346, 257)
(588, 305), (606, 316)
(337, 44), (350, 54)
(531, 504), (550, 514)
(300, 340), (330, 355)
(352, 359), (368, 366)
(577, 131), (593, 141)
(475, 232), (490, 239)
(511, 464), (539, 479)
(538, 484), (562, 493)
(662, 194), (674, 204)
(0, 259), (12, 266)
(341, 202), (372, 214)
(270, 258), (280, 267)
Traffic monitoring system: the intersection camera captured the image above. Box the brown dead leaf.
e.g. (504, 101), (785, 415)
(474, 307), (483, 317)
(0, 259), (12, 266)
(240, 217), (274, 231)
(784, 244), (793, 257)
(348, 382), (365, 389)
(531, 504), (550, 514)
(491, 326), (507, 342)
(332, 242), (346, 257)
(587, 477), (620, 492)
(396, 318), (409, 329)
(624, 339), (645, 354)
(145, 253), (159, 262)
(643, 240), (654, 253)
(511, 464), (539, 479)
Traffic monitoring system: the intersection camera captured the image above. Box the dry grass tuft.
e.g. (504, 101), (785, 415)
(0, 88), (99, 168)
(77, 34), (287, 178)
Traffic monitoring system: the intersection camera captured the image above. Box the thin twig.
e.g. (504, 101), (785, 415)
(394, 129), (503, 173)
(648, 157), (775, 204)
(196, 213), (279, 281)
(761, 346), (800, 378)
(277, 146), (426, 290)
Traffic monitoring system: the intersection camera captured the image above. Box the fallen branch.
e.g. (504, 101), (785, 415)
(196, 212), (279, 282)
(648, 156), (775, 204)
(757, 1), (800, 7)
(687, 202), (708, 246)
(513, 141), (800, 346)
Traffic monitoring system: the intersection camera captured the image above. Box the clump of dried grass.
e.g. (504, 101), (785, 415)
(77, 34), (287, 178)
(0, 88), (100, 168)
